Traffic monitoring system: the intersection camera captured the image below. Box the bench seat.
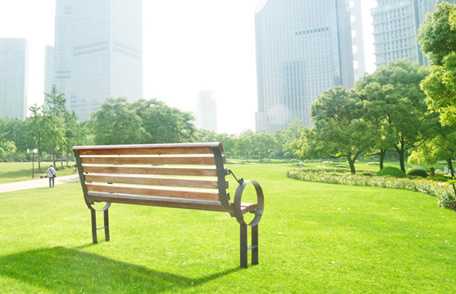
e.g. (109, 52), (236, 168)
(87, 192), (257, 213)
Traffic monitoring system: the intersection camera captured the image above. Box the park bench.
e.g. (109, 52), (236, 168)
(73, 142), (264, 268)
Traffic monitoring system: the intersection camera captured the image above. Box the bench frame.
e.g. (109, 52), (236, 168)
(74, 143), (264, 268)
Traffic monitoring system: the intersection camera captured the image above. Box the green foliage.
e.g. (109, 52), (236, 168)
(0, 140), (17, 161)
(421, 53), (456, 126)
(91, 98), (196, 145)
(132, 100), (195, 143)
(439, 190), (456, 209)
(420, 3), (456, 127)
(377, 166), (405, 178)
(312, 87), (376, 174)
(419, 2), (456, 65)
(356, 61), (429, 172)
(407, 168), (429, 178)
(91, 98), (148, 145)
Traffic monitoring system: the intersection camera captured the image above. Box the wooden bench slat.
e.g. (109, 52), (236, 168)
(82, 166), (218, 177)
(77, 146), (214, 156)
(86, 184), (220, 201)
(85, 175), (222, 189)
(81, 156), (215, 165)
(87, 192), (227, 211)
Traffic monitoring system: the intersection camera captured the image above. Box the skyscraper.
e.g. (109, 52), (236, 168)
(348, 0), (367, 81)
(54, 0), (143, 121)
(255, 0), (354, 132)
(44, 46), (55, 94)
(373, 0), (456, 67)
(0, 38), (27, 119)
(196, 91), (217, 132)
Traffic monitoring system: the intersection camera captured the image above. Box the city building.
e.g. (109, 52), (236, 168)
(255, 0), (354, 132)
(196, 91), (217, 132)
(44, 46), (55, 94)
(373, 0), (456, 67)
(348, 0), (367, 81)
(0, 38), (27, 119)
(54, 0), (143, 120)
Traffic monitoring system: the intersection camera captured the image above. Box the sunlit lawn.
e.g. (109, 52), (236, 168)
(0, 162), (75, 184)
(0, 163), (455, 293)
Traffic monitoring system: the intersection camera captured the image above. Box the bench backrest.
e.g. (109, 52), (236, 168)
(73, 142), (230, 211)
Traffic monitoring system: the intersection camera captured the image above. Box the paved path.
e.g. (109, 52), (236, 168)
(0, 175), (79, 194)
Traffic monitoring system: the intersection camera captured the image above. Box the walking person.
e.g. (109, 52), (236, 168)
(48, 165), (57, 188)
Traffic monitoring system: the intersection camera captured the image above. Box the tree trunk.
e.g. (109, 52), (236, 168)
(447, 158), (456, 196)
(379, 149), (385, 171)
(348, 158), (356, 175)
(53, 153), (56, 167)
(398, 148), (406, 173)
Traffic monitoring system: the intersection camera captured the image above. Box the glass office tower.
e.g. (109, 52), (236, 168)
(255, 0), (354, 132)
(0, 38), (27, 119)
(54, 0), (143, 121)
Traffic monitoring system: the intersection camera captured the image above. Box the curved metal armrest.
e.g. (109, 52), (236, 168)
(233, 180), (264, 226)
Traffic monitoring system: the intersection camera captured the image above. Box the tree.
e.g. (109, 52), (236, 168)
(42, 88), (67, 166)
(419, 3), (456, 126)
(27, 105), (46, 169)
(356, 61), (429, 172)
(409, 117), (456, 194)
(276, 121), (310, 159)
(132, 100), (195, 143)
(419, 2), (456, 66)
(91, 98), (148, 145)
(0, 140), (16, 161)
(286, 128), (319, 160)
(356, 80), (395, 170)
(193, 129), (239, 158)
(312, 87), (376, 174)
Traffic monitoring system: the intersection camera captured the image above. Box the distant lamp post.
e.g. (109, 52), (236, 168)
(27, 149), (39, 178)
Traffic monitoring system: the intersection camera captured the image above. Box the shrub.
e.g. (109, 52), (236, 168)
(439, 190), (456, 210)
(377, 167), (405, 178)
(429, 175), (449, 182)
(287, 169), (456, 211)
(407, 168), (429, 178)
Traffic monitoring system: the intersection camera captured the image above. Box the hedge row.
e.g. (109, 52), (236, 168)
(287, 169), (456, 210)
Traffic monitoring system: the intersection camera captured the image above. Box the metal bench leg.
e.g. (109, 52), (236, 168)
(240, 223), (248, 268)
(104, 208), (110, 241)
(90, 208), (98, 244)
(252, 224), (259, 265)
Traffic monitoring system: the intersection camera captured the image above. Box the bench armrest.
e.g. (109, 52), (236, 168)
(233, 180), (264, 226)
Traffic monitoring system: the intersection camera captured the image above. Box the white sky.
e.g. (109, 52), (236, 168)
(0, 0), (377, 134)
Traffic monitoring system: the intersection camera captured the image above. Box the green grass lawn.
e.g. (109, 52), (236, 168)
(1, 163), (456, 293)
(0, 162), (75, 184)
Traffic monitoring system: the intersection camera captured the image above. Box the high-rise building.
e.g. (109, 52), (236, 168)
(196, 91), (217, 132)
(0, 38), (27, 119)
(54, 0), (143, 121)
(373, 0), (456, 67)
(255, 0), (354, 132)
(348, 0), (367, 81)
(44, 46), (55, 94)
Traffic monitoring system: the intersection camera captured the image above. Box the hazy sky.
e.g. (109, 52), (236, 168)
(0, 0), (377, 134)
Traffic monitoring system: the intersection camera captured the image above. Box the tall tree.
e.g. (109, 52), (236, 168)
(419, 3), (456, 126)
(132, 99), (195, 143)
(356, 61), (429, 172)
(356, 81), (395, 170)
(312, 87), (376, 174)
(91, 98), (148, 145)
(42, 87), (67, 166)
